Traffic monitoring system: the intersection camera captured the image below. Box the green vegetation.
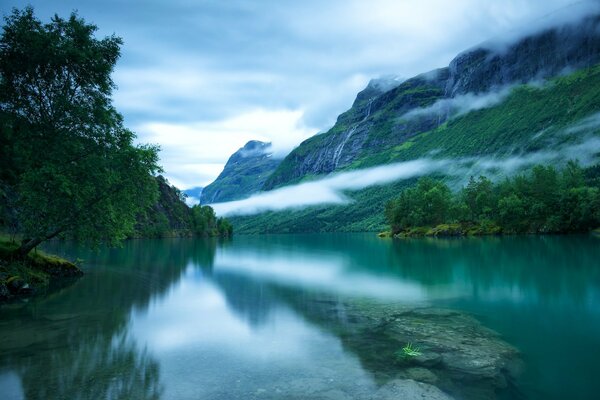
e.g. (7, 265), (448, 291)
(135, 176), (233, 238)
(0, 8), (233, 243)
(398, 343), (422, 359)
(0, 7), (233, 299)
(385, 162), (600, 236)
(192, 205), (233, 237)
(0, 235), (82, 301)
(232, 65), (600, 234)
(353, 65), (600, 169)
(0, 7), (160, 256)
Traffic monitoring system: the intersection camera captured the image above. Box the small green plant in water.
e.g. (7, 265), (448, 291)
(400, 343), (422, 358)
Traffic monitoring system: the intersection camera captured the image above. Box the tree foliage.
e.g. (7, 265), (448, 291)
(385, 162), (600, 235)
(0, 7), (160, 254)
(191, 205), (233, 237)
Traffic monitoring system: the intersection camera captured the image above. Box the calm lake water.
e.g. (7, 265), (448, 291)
(1, 234), (599, 399)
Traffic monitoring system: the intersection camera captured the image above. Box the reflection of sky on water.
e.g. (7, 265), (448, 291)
(0, 372), (23, 400)
(131, 264), (378, 399)
(214, 250), (429, 301)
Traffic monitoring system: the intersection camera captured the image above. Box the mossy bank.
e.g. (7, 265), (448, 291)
(382, 222), (501, 238)
(0, 237), (82, 302)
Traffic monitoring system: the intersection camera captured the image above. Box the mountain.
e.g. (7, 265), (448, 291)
(263, 12), (600, 190)
(227, 10), (600, 234)
(201, 140), (282, 203)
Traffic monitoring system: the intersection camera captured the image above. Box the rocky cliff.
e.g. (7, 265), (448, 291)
(135, 175), (193, 237)
(263, 12), (600, 190)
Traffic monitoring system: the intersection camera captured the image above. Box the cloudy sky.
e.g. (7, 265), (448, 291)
(6, 0), (584, 188)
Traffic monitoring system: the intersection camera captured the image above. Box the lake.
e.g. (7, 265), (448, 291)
(1, 234), (599, 399)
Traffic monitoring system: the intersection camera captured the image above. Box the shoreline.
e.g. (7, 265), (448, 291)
(0, 238), (83, 303)
(379, 223), (600, 239)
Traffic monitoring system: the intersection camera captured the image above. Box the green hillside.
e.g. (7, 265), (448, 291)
(231, 65), (600, 233)
(352, 65), (600, 168)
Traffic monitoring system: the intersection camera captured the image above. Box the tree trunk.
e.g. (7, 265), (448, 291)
(15, 228), (64, 257)
(16, 237), (44, 257)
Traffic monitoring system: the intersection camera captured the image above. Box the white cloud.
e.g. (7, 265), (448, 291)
(135, 109), (315, 188)
(210, 159), (447, 216)
(16, 0), (591, 188)
(401, 85), (515, 120)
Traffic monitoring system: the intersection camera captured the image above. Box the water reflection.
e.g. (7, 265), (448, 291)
(0, 234), (599, 399)
(0, 238), (223, 400)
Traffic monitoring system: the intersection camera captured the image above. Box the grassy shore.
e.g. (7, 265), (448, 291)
(382, 223), (600, 238)
(0, 236), (83, 302)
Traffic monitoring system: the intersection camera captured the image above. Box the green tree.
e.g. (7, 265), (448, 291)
(497, 193), (526, 233)
(385, 178), (453, 233)
(0, 7), (160, 255)
(462, 176), (495, 221)
(217, 217), (233, 237)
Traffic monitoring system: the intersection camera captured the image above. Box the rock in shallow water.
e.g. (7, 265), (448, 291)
(305, 299), (521, 400)
(403, 367), (439, 384)
(370, 379), (454, 400)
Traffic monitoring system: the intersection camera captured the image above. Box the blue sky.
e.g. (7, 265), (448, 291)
(4, 0), (585, 188)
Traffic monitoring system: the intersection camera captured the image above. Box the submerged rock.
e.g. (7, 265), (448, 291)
(370, 379), (453, 400)
(402, 367), (439, 384)
(303, 300), (521, 400)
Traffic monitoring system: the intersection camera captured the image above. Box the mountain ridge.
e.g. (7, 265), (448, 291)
(262, 12), (600, 191)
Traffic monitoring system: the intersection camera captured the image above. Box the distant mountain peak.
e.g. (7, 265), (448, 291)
(200, 139), (282, 204)
(238, 140), (273, 158)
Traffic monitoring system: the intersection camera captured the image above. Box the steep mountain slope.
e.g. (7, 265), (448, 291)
(201, 141), (282, 204)
(136, 176), (233, 237)
(263, 13), (600, 190)
(136, 175), (194, 237)
(230, 64), (600, 233)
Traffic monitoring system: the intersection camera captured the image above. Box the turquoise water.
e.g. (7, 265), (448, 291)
(1, 234), (599, 399)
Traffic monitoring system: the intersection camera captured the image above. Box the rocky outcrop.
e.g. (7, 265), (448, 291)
(201, 140), (282, 203)
(295, 299), (521, 400)
(446, 14), (600, 96)
(263, 11), (600, 190)
(135, 175), (194, 237)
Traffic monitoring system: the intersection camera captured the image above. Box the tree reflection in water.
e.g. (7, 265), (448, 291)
(0, 237), (227, 399)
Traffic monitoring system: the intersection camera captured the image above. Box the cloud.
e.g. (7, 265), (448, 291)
(481, 1), (600, 53)
(211, 134), (600, 217)
(401, 85), (515, 121)
(210, 159), (448, 216)
(135, 109), (314, 188)
(564, 112), (600, 135)
(185, 196), (200, 207)
(11, 0), (592, 188)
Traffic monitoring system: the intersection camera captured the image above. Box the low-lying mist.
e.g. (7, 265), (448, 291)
(211, 133), (600, 217)
(401, 85), (515, 121)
